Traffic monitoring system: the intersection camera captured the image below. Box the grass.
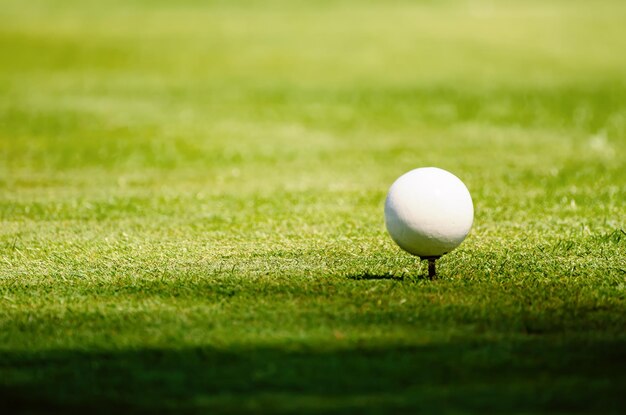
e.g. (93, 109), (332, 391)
(1, 0), (625, 413)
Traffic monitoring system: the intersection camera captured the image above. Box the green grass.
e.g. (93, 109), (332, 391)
(1, 0), (625, 413)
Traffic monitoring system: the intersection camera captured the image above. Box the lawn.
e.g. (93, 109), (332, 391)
(1, 0), (625, 413)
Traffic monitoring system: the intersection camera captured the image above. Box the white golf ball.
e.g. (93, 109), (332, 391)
(384, 167), (474, 258)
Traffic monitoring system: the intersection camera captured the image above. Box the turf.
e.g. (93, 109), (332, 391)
(1, 0), (625, 413)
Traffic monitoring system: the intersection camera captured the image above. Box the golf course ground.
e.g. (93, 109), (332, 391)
(1, 0), (625, 413)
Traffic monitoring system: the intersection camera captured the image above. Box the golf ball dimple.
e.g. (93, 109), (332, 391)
(384, 167), (474, 258)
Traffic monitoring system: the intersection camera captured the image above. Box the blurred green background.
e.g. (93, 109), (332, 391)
(1, 1), (625, 413)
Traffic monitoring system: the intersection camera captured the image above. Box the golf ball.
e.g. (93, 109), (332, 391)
(384, 167), (473, 258)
